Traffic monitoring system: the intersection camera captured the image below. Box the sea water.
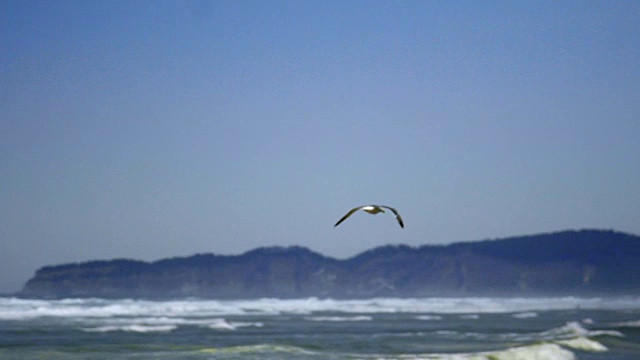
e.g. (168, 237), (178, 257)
(1, 296), (639, 359)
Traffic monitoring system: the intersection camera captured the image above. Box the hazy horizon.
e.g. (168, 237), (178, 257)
(2, 1), (639, 293)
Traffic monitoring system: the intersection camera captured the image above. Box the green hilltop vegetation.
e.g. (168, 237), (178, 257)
(19, 229), (640, 299)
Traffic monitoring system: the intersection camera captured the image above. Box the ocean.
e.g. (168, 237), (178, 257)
(1, 296), (639, 359)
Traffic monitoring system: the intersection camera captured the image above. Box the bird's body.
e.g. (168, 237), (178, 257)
(334, 205), (404, 228)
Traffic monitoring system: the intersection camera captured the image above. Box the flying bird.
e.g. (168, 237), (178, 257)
(334, 205), (404, 228)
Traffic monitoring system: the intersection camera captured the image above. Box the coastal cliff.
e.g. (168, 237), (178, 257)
(19, 229), (640, 299)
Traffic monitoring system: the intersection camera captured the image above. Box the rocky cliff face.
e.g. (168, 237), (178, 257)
(19, 230), (640, 299)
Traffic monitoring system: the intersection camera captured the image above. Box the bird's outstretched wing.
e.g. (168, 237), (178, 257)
(333, 206), (365, 227)
(380, 205), (404, 228)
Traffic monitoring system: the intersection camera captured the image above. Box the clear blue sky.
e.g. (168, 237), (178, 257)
(1, 0), (639, 293)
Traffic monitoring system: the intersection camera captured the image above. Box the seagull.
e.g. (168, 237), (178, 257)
(334, 205), (404, 228)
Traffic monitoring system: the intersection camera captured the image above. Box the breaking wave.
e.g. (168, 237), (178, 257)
(3, 296), (639, 320)
(206, 343), (578, 360)
(305, 315), (372, 322)
(511, 311), (538, 318)
(79, 316), (263, 332)
(82, 324), (177, 333)
(0, 296), (634, 359)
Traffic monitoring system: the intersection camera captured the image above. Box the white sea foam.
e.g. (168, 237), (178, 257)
(556, 337), (608, 352)
(356, 343), (576, 360)
(194, 342), (578, 360)
(199, 344), (317, 356)
(415, 315), (442, 321)
(78, 316), (263, 332)
(195, 342), (576, 360)
(206, 318), (238, 330)
(460, 314), (479, 320)
(205, 318), (263, 330)
(2, 296), (640, 321)
(541, 321), (623, 340)
(305, 315), (373, 322)
(611, 319), (640, 327)
(82, 324), (177, 333)
(512, 312), (538, 319)
(486, 343), (576, 360)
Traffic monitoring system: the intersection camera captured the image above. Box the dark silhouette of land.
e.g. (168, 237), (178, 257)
(19, 229), (640, 299)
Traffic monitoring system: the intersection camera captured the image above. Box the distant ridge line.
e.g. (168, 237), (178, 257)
(20, 229), (640, 299)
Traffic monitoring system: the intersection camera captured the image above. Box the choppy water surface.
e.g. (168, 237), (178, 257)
(1, 296), (640, 359)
